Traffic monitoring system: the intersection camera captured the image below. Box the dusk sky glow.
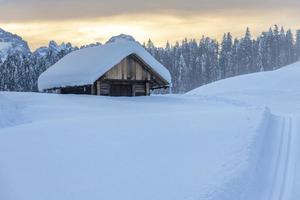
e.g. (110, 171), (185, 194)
(0, 0), (299, 49)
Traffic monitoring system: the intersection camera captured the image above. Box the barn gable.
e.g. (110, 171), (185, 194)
(84, 54), (169, 96)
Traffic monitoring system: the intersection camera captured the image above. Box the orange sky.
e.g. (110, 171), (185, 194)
(1, 9), (299, 50)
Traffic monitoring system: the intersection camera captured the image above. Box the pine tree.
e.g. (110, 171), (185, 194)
(231, 38), (239, 76)
(278, 27), (288, 67)
(194, 56), (202, 86)
(285, 29), (295, 63)
(236, 28), (253, 74)
(257, 37), (264, 72)
(178, 54), (187, 93)
(272, 25), (281, 69)
(219, 33), (233, 79)
(295, 30), (300, 61)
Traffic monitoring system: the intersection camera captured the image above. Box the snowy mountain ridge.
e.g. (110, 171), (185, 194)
(0, 28), (99, 61)
(0, 28), (31, 63)
(0, 28), (129, 60)
(33, 41), (76, 58)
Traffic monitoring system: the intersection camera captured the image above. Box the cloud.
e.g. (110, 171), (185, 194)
(1, 0), (299, 50)
(0, 0), (300, 21)
(1, 11), (300, 50)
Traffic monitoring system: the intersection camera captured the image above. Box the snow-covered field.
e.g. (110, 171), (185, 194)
(1, 61), (300, 200)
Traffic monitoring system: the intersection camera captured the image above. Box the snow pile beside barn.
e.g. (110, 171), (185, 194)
(38, 35), (171, 91)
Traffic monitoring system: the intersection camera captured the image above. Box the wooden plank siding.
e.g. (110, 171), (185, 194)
(96, 81), (101, 95)
(104, 56), (150, 81)
(100, 83), (110, 95)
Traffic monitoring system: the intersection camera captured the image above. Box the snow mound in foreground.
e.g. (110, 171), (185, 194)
(188, 61), (300, 95)
(0, 91), (266, 200)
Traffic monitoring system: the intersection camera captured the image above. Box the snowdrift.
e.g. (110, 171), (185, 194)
(189, 61), (300, 95)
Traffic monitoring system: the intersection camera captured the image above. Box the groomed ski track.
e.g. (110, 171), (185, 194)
(268, 115), (299, 200)
(246, 112), (299, 200)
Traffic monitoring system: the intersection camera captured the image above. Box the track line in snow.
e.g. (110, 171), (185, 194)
(269, 116), (298, 200)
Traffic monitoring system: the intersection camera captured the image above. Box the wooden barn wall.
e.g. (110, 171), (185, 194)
(104, 56), (150, 81)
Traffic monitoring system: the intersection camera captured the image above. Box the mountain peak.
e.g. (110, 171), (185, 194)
(0, 28), (31, 62)
(106, 34), (136, 44)
(49, 40), (58, 48)
(33, 40), (77, 58)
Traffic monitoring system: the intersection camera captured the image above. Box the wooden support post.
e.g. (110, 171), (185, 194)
(96, 81), (101, 96)
(132, 84), (136, 96)
(91, 84), (95, 95)
(146, 82), (150, 96)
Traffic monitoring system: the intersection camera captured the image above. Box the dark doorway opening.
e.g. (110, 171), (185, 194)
(110, 84), (133, 96)
(61, 86), (91, 95)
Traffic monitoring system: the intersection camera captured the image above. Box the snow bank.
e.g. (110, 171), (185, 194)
(188, 61), (300, 115)
(38, 36), (171, 91)
(188, 61), (300, 95)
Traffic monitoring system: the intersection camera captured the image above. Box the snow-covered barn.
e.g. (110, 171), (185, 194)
(38, 35), (171, 96)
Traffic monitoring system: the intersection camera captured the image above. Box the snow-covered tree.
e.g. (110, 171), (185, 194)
(219, 33), (233, 79)
(295, 30), (300, 61)
(285, 30), (295, 64)
(177, 54), (187, 93)
(236, 28), (254, 74)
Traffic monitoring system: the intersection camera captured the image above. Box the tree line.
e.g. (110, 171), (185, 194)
(1, 25), (300, 93)
(145, 25), (300, 93)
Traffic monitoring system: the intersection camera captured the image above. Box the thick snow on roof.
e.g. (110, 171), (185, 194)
(38, 36), (171, 91)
